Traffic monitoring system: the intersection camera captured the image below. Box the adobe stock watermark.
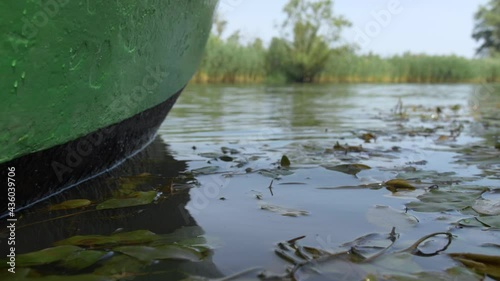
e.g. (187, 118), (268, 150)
(51, 65), (170, 182)
(353, 0), (404, 48)
(12, 0), (69, 52)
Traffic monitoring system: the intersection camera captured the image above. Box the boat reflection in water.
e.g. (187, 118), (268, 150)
(0, 137), (222, 280)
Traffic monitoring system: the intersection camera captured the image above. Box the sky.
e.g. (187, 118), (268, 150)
(217, 0), (489, 58)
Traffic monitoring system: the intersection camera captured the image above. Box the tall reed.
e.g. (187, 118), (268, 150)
(192, 35), (500, 84)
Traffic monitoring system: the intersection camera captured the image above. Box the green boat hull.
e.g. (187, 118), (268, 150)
(0, 0), (217, 214)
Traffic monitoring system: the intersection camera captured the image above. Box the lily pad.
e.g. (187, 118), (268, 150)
(114, 244), (206, 263)
(49, 199), (92, 211)
(405, 189), (485, 213)
(55, 230), (160, 248)
(96, 191), (157, 210)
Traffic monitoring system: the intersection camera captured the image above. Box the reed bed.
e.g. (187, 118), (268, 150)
(192, 36), (500, 84)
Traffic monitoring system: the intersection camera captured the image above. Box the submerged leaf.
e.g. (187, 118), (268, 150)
(476, 215), (500, 228)
(366, 205), (418, 231)
(385, 267), (481, 281)
(405, 189), (485, 213)
(323, 164), (371, 175)
(257, 168), (294, 179)
(260, 203), (309, 217)
(93, 254), (145, 276)
(449, 253), (500, 279)
(96, 191), (157, 210)
(472, 199), (500, 215)
(340, 229), (398, 261)
(58, 250), (108, 271)
(55, 230), (160, 247)
(191, 166), (219, 175)
(49, 199), (92, 211)
(114, 245), (206, 262)
(458, 215), (500, 229)
(16, 246), (82, 267)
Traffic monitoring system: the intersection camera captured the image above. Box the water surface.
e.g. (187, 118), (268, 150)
(2, 84), (499, 280)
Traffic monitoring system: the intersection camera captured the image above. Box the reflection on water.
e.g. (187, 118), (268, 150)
(0, 137), (222, 280)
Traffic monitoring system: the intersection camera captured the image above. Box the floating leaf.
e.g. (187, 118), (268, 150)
(449, 253), (500, 279)
(476, 215), (500, 228)
(386, 267), (482, 281)
(280, 155), (291, 167)
(366, 205), (418, 232)
(340, 229), (398, 260)
(93, 255), (145, 277)
(457, 217), (485, 228)
(191, 166), (219, 175)
(96, 191), (157, 210)
(219, 155), (234, 162)
(323, 164), (371, 175)
(15, 275), (113, 281)
(472, 199), (500, 215)
(16, 245), (81, 267)
(58, 250), (108, 271)
(49, 199), (92, 211)
(260, 203), (308, 217)
(198, 152), (220, 159)
(257, 168), (294, 179)
(385, 179), (416, 192)
(55, 230), (160, 248)
(405, 189), (485, 213)
(114, 245), (206, 263)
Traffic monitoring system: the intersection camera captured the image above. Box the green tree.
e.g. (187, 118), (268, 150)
(472, 0), (500, 56)
(213, 13), (228, 39)
(269, 0), (351, 82)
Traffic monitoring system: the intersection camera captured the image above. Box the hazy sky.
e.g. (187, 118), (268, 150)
(217, 0), (489, 58)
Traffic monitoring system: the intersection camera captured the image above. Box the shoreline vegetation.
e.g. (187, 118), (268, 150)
(192, 0), (500, 84)
(192, 36), (500, 84)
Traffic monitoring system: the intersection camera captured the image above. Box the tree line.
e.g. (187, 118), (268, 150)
(193, 0), (500, 84)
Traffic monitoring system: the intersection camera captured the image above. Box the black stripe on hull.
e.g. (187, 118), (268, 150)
(0, 89), (183, 217)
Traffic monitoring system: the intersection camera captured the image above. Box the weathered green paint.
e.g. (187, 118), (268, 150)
(0, 0), (217, 163)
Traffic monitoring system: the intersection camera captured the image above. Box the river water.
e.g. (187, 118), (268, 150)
(2, 84), (499, 280)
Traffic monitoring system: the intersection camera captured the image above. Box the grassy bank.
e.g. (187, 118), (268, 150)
(192, 36), (500, 84)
